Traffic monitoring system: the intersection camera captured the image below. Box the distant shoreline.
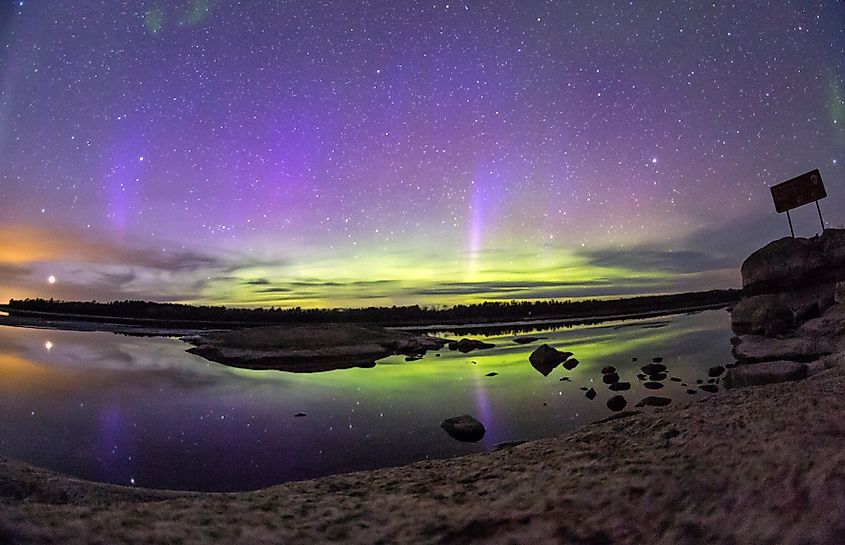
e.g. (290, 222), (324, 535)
(0, 289), (740, 336)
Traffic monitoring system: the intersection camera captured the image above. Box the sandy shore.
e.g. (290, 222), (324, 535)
(2, 358), (843, 544)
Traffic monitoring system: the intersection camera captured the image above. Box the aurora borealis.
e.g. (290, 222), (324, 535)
(1, 1), (843, 308)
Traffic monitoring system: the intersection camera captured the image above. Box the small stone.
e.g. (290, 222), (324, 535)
(696, 379), (703, 384)
(632, 357), (638, 362)
(635, 396), (672, 407)
(708, 366), (726, 377)
(602, 371), (620, 384)
(441, 414), (486, 442)
(559, 377), (571, 382)
(580, 387), (588, 391)
(652, 357), (664, 363)
(585, 387), (597, 400)
(485, 372), (498, 377)
(686, 389), (697, 394)
(700, 384), (719, 393)
(670, 377), (682, 382)
(644, 382), (664, 390)
(601, 366), (617, 374)
(637, 373), (647, 380)
(294, 412), (307, 417)
(648, 373), (667, 381)
(608, 381), (631, 391)
(607, 395), (627, 412)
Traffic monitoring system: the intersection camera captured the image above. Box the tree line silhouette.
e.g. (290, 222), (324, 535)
(5, 289), (740, 328)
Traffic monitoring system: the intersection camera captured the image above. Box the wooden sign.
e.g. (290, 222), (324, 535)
(770, 169), (826, 213)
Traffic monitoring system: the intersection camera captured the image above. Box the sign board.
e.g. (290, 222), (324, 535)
(770, 169), (826, 213)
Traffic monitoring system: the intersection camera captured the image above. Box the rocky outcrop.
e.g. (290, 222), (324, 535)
(734, 229), (845, 335)
(732, 335), (833, 364)
(184, 323), (447, 372)
(724, 361), (807, 389)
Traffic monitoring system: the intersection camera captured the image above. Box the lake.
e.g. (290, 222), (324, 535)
(0, 309), (733, 492)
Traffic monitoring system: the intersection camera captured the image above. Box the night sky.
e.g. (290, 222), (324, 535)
(1, 1), (843, 308)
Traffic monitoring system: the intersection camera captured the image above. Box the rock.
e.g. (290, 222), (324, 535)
(723, 361), (808, 389)
(686, 389), (697, 394)
(513, 336), (544, 344)
(606, 395), (627, 412)
(696, 379), (703, 384)
(562, 358), (580, 371)
(449, 338), (495, 353)
(797, 304), (845, 344)
(608, 381), (631, 391)
(670, 377), (682, 382)
(700, 384), (719, 393)
(559, 377), (571, 382)
(635, 396), (672, 408)
(708, 365), (725, 377)
(652, 357), (664, 363)
(529, 344), (574, 376)
(636, 373), (647, 380)
(600, 366), (617, 374)
(648, 373), (667, 381)
(585, 387), (597, 400)
(485, 372), (498, 377)
(644, 382), (664, 390)
(741, 236), (826, 293)
(764, 318), (792, 338)
(836, 282), (845, 305)
(731, 294), (794, 335)
(733, 335), (833, 363)
(641, 363), (666, 375)
(602, 372), (620, 384)
(707, 378), (717, 384)
(405, 355), (424, 361)
(294, 412), (307, 417)
(441, 414), (485, 442)
(795, 301), (820, 323)
(820, 228), (845, 263)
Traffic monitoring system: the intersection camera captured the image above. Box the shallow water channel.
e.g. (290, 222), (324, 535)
(0, 309), (733, 492)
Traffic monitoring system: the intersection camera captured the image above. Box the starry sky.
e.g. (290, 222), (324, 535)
(1, 1), (843, 309)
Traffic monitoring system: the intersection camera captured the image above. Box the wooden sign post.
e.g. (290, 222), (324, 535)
(770, 169), (827, 237)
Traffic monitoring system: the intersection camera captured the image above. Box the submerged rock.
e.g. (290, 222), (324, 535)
(441, 414), (485, 442)
(644, 382), (664, 390)
(723, 361), (808, 389)
(602, 372), (620, 385)
(585, 387), (597, 400)
(641, 363), (667, 375)
(648, 373), (667, 381)
(606, 395), (627, 412)
(529, 344), (574, 376)
(449, 338), (495, 353)
(563, 358), (580, 371)
(513, 336), (544, 344)
(608, 381), (631, 391)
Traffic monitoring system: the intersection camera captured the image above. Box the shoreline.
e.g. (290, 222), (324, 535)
(2, 362), (843, 544)
(0, 301), (731, 337)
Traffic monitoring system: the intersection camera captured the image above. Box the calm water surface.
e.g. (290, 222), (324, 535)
(0, 310), (733, 491)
